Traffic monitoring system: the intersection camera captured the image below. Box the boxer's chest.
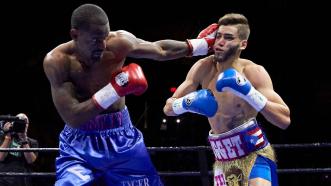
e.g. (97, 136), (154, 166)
(69, 53), (125, 100)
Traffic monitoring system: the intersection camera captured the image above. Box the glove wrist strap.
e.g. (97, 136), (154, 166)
(92, 84), (120, 109)
(246, 87), (267, 112)
(187, 39), (208, 56)
(172, 97), (187, 115)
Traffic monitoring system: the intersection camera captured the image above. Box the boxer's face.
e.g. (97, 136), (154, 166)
(73, 23), (110, 64)
(213, 25), (246, 63)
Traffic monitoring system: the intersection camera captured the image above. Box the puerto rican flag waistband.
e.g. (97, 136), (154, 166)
(208, 118), (269, 162)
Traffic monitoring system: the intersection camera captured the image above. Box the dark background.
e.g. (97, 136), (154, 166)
(0, 0), (330, 185)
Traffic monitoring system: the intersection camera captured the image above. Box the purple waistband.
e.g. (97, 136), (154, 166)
(75, 107), (131, 131)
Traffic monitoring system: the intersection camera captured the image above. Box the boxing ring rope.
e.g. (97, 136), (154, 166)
(1, 168), (331, 177)
(0, 143), (331, 178)
(1, 142), (330, 152)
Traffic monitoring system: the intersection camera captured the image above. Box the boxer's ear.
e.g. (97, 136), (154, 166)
(70, 28), (79, 41)
(240, 40), (247, 50)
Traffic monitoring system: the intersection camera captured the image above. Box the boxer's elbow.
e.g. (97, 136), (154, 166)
(163, 105), (172, 116)
(60, 113), (84, 128)
(65, 119), (81, 128)
(277, 109), (291, 130)
(163, 103), (177, 116)
(278, 116), (291, 130)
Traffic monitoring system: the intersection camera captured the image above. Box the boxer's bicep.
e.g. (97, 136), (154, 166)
(43, 53), (82, 123)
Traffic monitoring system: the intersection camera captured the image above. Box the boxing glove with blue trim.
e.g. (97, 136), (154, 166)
(216, 68), (267, 112)
(172, 89), (218, 117)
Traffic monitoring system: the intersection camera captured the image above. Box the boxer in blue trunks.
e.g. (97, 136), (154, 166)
(43, 3), (218, 186)
(55, 107), (161, 185)
(163, 13), (291, 186)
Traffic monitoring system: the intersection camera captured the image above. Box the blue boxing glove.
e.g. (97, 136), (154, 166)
(216, 68), (267, 112)
(172, 89), (218, 117)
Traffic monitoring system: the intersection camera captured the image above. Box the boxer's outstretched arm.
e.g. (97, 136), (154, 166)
(116, 30), (188, 60)
(43, 52), (101, 127)
(129, 38), (190, 61)
(120, 25), (218, 61)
